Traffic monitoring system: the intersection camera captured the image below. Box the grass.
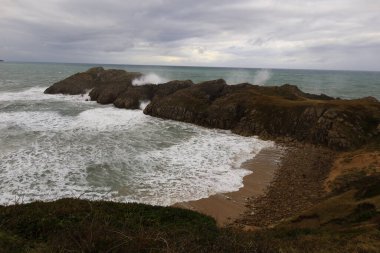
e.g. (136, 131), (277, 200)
(0, 199), (218, 253)
(0, 193), (380, 253)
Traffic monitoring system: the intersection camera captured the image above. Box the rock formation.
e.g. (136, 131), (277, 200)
(144, 81), (380, 150)
(45, 67), (380, 150)
(44, 67), (193, 109)
(44, 67), (142, 96)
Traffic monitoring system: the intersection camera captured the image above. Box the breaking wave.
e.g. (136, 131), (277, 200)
(0, 106), (273, 206)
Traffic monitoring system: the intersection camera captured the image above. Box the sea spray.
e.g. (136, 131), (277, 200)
(0, 87), (92, 103)
(224, 69), (272, 85)
(139, 100), (150, 110)
(253, 69), (272, 85)
(132, 73), (168, 85)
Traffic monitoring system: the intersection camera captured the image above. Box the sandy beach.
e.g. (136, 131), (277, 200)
(174, 145), (285, 226)
(174, 142), (336, 228)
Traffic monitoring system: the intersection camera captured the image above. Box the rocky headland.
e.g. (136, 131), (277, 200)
(45, 67), (380, 150)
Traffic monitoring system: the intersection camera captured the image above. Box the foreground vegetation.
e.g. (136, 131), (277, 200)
(1, 171), (379, 253)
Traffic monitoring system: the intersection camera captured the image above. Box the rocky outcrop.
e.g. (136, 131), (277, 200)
(44, 67), (142, 95)
(45, 68), (380, 150)
(144, 81), (380, 150)
(45, 67), (194, 109)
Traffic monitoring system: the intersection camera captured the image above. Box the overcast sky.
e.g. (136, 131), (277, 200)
(1, 0), (379, 70)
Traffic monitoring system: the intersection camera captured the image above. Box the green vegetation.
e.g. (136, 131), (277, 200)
(1, 182), (380, 253)
(0, 199), (217, 253)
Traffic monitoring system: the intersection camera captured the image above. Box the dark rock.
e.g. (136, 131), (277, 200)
(144, 82), (380, 150)
(45, 68), (192, 108)
(153, 80), (194, 98)
(115, 96), (140, 109)
(46, 68), (380, 150)
(44, 68), (101, 95)
(44, 67), (142, 97)
(87, 70), (142, 104)
(90, 83), (128, 104)
(113, 85), (157, 109)
(113, 80), (193, 109)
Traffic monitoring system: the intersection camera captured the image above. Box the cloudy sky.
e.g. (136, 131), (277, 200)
(1, 0), (379, 70)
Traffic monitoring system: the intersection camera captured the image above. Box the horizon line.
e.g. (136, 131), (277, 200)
(3, 60), (380, 73)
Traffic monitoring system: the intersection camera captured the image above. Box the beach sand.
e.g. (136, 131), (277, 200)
(174, 142), (336, 228)
(173, 146), (284, 226)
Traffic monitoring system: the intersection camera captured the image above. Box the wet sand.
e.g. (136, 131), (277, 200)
(173, 145), (284, 226)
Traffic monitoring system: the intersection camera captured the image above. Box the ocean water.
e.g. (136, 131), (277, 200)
(0, 62), (379, 205)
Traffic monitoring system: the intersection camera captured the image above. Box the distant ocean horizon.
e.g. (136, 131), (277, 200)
(0, 62), (378, 206)
(5, 60), (380, 72)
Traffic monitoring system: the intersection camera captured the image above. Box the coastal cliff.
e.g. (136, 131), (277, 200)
(45, 67), (380, 150)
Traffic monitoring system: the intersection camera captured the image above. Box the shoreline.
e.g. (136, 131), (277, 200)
(174, 142), (336, 228)
(173, 145), (284, 226)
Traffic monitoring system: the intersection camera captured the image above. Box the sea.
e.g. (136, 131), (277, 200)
(0, 62), (379, 206)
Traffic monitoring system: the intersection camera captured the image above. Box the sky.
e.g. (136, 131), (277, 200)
(1, 0), (380, 70)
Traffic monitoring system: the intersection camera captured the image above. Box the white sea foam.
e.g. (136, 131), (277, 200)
(253, 69), (272, 85)
(0, 106), (274, 206)
(132, 73), (168, 85)
(132, 132), (273, 205)
(0, 87), (92, 103)
(139, 100), (150, 110)
(0, 108), (148, 132)
(0, 83), (274, 206)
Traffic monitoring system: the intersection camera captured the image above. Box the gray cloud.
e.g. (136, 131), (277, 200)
(0, 0), (379, 70)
